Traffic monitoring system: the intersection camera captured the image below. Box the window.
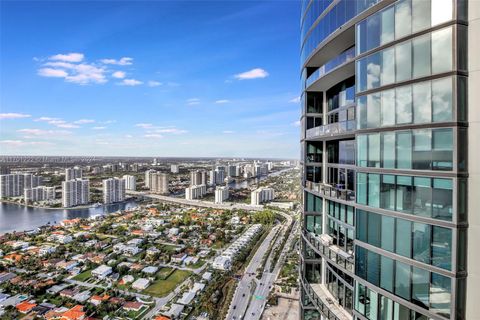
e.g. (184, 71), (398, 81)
(368, 173), (380, 207)
(381, 174), (396, 210)
(432, 27), (453, 74)
(431, 0), (453, 26)
(366, 12), (381, 51)
(412, 0), (431, 32)
(368, 134), (380, 167)
(379, 296), (393, 320)
(367, 251), (380, 287)
(395, 42), (412, 82)
(396, 176), (413, 214)
(381, 89), (395, 127)
(382, 132), (396, 169)
(413, 81), (431, 123)
(381, 6), (395, 45)
(395, 218), (412, 257)
(380, 256), (394, 292)
(355, 246), (367, 279)
(357, 173), (368, 205)
(396, 86), (412, 124)
(381, 48), (395, 86)
(412, 267), (430, 308)
(367, 52), (381, 90)
(432, 226), (452, 270)
(367, 93), (381, 128)
(432, 129), (453, 170)
(367, 211), (381, 247)
(412, 35), (431, 79)
(395, 261), (411, 300)
(412, 130), (432, 170)
(396, 131), (412, 169)
(395, 0), (412, 39)
(430, 273), (451, 318)
(432, 77), (453, 122)
(413, 177), (433, 217)
(432, 178), (453, 221)
(413, 223), (431, 263)
(381, 215), (395, 252)
(356, 210), (368, 242)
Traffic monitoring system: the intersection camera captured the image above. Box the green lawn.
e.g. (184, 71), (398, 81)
(143, 269), (191, 297)
(189, 259), (205, 269)
(157, 267), (174, 280)
(73, 269), (92, 281)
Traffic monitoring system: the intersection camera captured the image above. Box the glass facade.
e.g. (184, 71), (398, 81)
(300, 1), (468, 320)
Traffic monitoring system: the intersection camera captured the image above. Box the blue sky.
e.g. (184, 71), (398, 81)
(0, 0), (301, 159)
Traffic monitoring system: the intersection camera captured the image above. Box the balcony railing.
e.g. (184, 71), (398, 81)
(300, 276), (353, 320)
(305, 46), (355, 88)
(306, 120), (356, 139)
(305, 181), (355, 202)
(303, 230), (354, 274)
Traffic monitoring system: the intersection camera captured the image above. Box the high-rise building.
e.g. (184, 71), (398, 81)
(102, 178), (126, 204)
(151, 173), (169, 194)
(24, 186), (55, 203)
(185, 184), (206, 200)
(299, 1), (478, 320)
(209, 169), (225, 185)
(144, 169), (156, 188)
(215, 186), (229, 204)
(251, 187), (274, 206)
(62, 178), (89, 207)
(123, 175), (136, 191)
(227, 165), (238, 177)
(0, 173), (42, 198)
(171, 164), (180, 174)
(190, 170), (207, 186)
(65, 167), (82, 181)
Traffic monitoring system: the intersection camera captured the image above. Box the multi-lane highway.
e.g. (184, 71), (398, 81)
(226, 211), (296, 320)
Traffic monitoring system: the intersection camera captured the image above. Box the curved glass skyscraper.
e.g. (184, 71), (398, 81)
(299, 1), (480, 319)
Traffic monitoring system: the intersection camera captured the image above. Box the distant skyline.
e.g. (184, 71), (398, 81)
(0, 0), (301, 158)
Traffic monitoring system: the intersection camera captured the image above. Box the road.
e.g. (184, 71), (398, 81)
(226, 225), (281, 320)
(126, 190), (264, 211)
(244, 217), (299, 320)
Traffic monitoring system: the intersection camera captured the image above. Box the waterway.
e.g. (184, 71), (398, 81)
(0, 199), (141, 234)
(0, 167), (295, 235)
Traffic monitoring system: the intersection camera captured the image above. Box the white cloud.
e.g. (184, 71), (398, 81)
(92, 126), (106, 130)
(112, 71), (126, 79)
(74, 119), (95, 124)
(144, 134), (163, 139)
(0, 113), (31, 120)
(38, 68), (69, 78)
(148, 81), (162, 87)
(223, 130), (235, 134)
(119, 79), (143, 86)
(154, 128), (188, 134)
(186, 98), (200, 106)
(135, 123), (153, 128)
(289, 96), (301, 103)
(101, 57), (133, 65)
(49, 53), (84, 62)
(65, 64), (107, 84)
(215, 99), (230, 104)
(292, 120), (301, 127)
(102, 120), (116, 124)
(17, 128), (72, 137)
(34, 117), (80, 128)
(234, 68), (269, 80)
(125, 134), (133, 138)
(0, 140), (53, 147)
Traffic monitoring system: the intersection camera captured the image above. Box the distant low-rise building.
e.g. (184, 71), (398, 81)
(91, 265), (112, 279)
(131, 278), (150, 290)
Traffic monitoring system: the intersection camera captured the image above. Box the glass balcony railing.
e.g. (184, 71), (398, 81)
(305, 120), (356, 139)
(305, 180), (355, 202)
(305, 47), (355, 88)
(303, 230), (354, 273)
(300, 276), (353, 320)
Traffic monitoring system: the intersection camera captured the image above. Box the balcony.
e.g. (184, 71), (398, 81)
(306, 46), (355, 88)
(303, 230), (354, 274)
(305, 180), (355, 202)
(306, 120), (356, 140)
(300, 276), (353, 320)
